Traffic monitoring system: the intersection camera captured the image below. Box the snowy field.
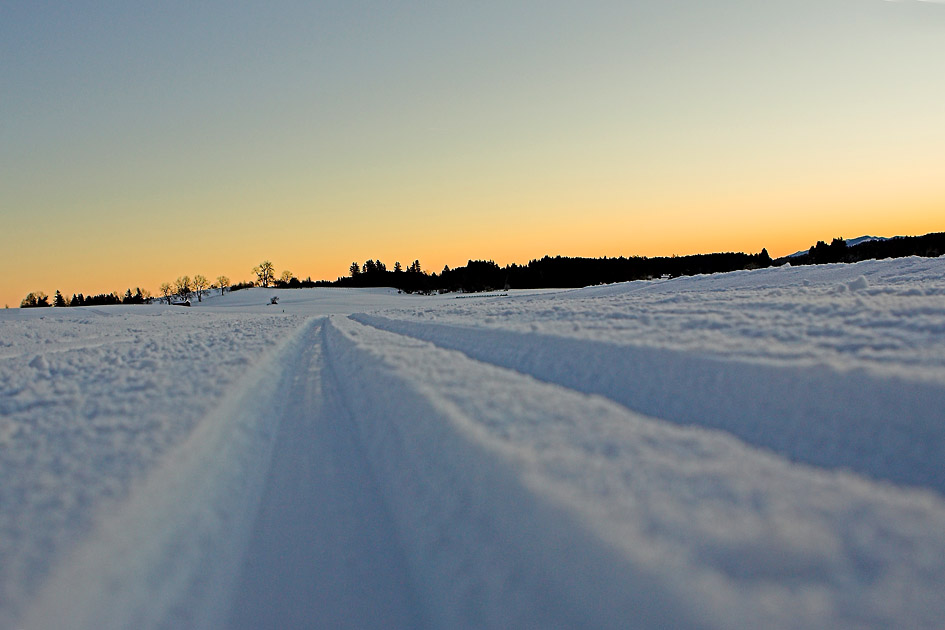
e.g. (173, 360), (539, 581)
(2, 256), (945, 629)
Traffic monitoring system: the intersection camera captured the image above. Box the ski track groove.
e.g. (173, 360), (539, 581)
(226, 320), (425, 630)
(15, 303), (945, 629)
(320, 315), (706, 630)
(350, 313), (945, 496)
(21, 314), (708, 629)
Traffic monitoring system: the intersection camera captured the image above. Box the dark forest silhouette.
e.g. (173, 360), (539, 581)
(334, 250), (774, 294)
(20, 288), (151, 308)
(321, 232), (944, 295)
(779, 232), (945, 266)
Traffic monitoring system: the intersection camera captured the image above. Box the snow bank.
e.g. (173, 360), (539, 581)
(325, 316), (945, 629)
(323, 317), (699, 628)
(0, 306), (304, 627)
(3, 257), (945, 628)
(353, 314), (945, 493)
(19, 318), (321, 630)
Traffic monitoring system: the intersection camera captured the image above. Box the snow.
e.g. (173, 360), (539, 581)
(2, 256), (945, 629)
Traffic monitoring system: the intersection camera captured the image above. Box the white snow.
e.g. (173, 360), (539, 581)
(2, 256), (945, 629)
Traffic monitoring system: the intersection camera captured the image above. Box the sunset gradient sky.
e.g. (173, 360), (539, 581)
(2, 0), (943, 306)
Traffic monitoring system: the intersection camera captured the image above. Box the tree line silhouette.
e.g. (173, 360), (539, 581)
(780, 233), (945, 266)
(16, 232), (944, 306)
(330, 250), (774, 294)
(328, 232), (944, 293)
(20, 288), (151, 308)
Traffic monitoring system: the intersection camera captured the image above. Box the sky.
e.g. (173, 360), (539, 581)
(1, 0), (943, 307)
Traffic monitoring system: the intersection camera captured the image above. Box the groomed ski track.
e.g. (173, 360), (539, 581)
(19, 309), (945, 629)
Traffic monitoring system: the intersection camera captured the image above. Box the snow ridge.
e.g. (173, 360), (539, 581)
(351, 313), (945, 494)
(327, 315), (945, 628)
(323, 316), (704, 629)
(0, 309), (304, 627)
(20, 319), (321, 630)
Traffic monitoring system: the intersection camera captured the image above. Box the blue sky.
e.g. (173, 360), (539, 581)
(2, 1), (943, 305)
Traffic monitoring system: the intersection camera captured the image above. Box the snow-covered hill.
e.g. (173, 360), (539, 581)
(2, 256), (945, 629)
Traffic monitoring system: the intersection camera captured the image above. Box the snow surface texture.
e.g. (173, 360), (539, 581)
(2, 259), (944, 629)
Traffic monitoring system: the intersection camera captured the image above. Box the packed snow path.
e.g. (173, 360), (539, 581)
(4, 257), (945, 628)
(227, 322), (422, 629)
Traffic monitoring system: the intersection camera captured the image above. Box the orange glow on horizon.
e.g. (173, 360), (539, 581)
(3, 187), (942, 309)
